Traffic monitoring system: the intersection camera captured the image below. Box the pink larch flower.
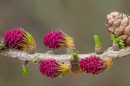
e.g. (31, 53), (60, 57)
(39, 59), (70, 78)
(3, 28), (36, 53)
(43, 30), (74, 49)
(4, 28), (24, 48)
(80, 55), (110, 75)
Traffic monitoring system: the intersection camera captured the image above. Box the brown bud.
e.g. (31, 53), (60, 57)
(70, 58), (83, 74)
(112, 41), (120, 51)
(102, 57), (113, 70)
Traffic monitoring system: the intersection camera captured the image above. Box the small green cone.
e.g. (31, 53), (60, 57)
(22, 66), (28, 76)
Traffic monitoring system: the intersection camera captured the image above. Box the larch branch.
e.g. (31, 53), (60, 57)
(0, 46), (130, 64)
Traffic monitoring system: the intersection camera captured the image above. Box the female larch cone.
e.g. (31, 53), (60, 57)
(80, 55), (112, 75)
(4, 28), (36, 53)
(43, 30), (74, 50)
(4, 28), (24, 48)
(39, 59), (70, 78)
(106, 11), (130, 46)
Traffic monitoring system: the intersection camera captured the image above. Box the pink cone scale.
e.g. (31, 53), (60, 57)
(39, 59), (70, 78)
(4, 28), (36, 53)
(43, 30), (74, 49)
(80, 55), (108, 75)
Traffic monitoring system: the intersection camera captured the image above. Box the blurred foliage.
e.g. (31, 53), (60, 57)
(0, 0), (130, 86)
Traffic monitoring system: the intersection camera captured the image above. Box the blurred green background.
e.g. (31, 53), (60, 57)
(0, 0), (130, 86)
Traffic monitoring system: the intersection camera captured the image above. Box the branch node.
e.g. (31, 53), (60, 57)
(0, 38), (6, 50)
(31, 56), (42, 64)
(70, 52), (83, 74)
(112, 41), (120, 51)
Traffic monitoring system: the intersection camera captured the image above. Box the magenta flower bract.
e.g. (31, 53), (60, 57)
(43, 30), (65, 49)
(39, 59), (61, 78)
(4, 28), (24, 48)
(80, 55), (107, 75)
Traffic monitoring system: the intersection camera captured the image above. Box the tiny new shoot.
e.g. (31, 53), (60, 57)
(110, 33), (125, 48)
